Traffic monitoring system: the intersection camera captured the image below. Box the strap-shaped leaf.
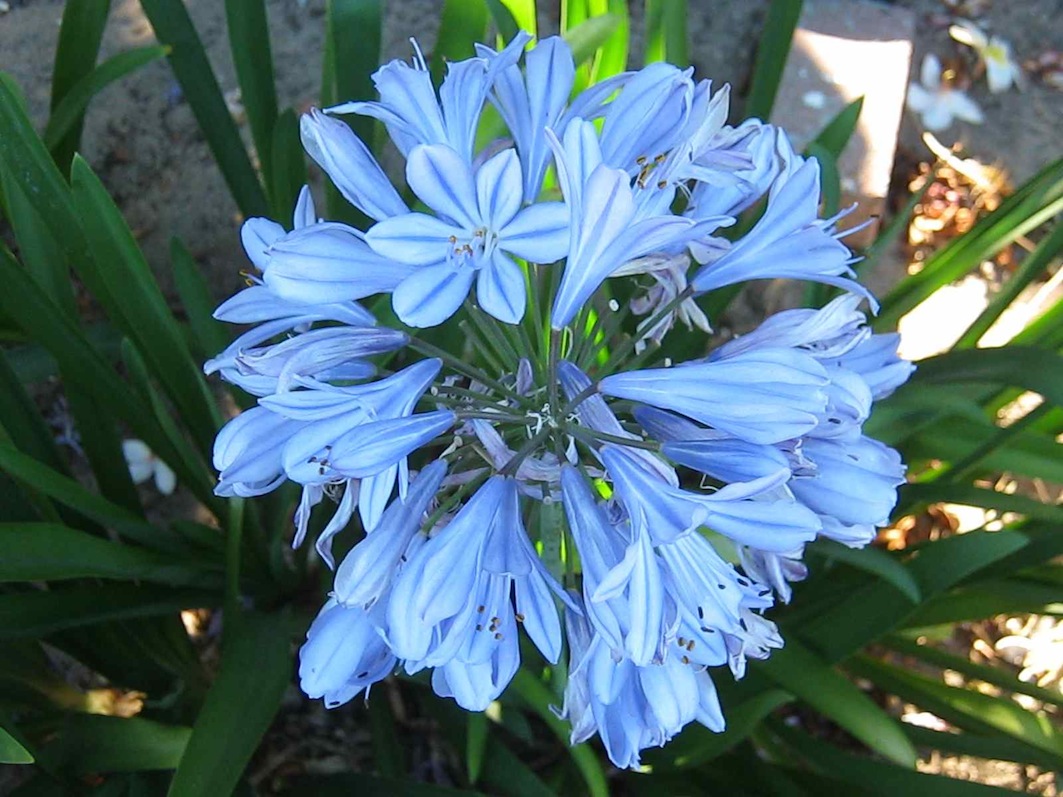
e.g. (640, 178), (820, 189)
(0, 585), (217, 639)
(0, 724), (33, 764)
(48, 0), (111, 169)
(432, 0), (490, 85)
(224, 0), (279, 212)
(754, 638), (917, 766)
(138, 0), (269, 217)
(811, 539), (921, 602)
(510, 668), (609, 797)
(746, 0), (803, 120)
(41, 715), (189, 774)
(44, 47), (170, 152)
(167, 612), (292, 797)
(849, 654), (1063, 768)
(0, 523), (221, 588)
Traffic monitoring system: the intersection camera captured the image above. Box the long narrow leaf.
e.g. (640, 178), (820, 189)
(224, 0), (279, 212)
(0, 523), (221, 587)
(0, 725), (33, 765)
(139, 0), (269, 217)
(49, 0), (111, 170)
(955, 221), (1063, 349)
(170, 238), (231, 359)
(167, 612), (292, 797)
(44, 47), (170, 152)
(70, 156), (222, 456)
(43, 715), (190, 774)
(0, 585), (217, 640)
(754, 638), (918, 765)
(746, 0), (803, 120)
(510, 669), (609, 797)
(432, 0), (491, 85)
(644, 0), (688, 66)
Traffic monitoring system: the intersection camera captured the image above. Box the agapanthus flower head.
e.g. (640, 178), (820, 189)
(206, 31), (913, 769)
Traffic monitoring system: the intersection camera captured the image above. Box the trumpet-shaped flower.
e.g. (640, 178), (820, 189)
(366, 145), (568, 326)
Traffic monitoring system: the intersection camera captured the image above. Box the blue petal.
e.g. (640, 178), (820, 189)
(476, 251), (526, 324)
(300, 109), (407, 221)
(365, 212), (462, 266)
(265, 222), (416, 303)
(241, 217), (285, 270)
(407, 144), (480, 229)
(501, 201), (569, 263)
(392, 263), (476, 327)
(475, 149), (523, 229)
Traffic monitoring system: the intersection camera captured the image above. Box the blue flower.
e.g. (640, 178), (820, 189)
(600, 348), (831, 446)
(602, 445), (821, 552)
(386, 476), (567, 709)
(299, 598), (396, 708)
(331, 33), (530, 162)
(300, 109), (408, 221)
(560, 466), (672, 666)
(690, 158), (876, 308)
(366, 144), (568, 326)
(558, 608), (725, 769)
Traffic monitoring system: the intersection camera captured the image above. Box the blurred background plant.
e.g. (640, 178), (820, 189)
(0, 0), (1059, 794)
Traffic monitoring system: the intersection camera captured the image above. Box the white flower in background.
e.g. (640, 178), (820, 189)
(122, 439), (176, 495)
(950, 20), (1024, 93)
(906, 53), (984, 131)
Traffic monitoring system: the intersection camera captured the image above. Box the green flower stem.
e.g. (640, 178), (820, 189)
(407, 336), (531, 407)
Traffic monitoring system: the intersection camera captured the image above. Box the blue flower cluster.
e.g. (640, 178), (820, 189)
(206, 32), (914, 768)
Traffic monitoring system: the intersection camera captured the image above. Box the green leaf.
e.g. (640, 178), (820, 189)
(956, 220), (1063, 349)
(510, 668), (609, 797)
(367, 693), (404, 779)
(44, 47), (171, 152)
(282, 774), (487, 796)
(224, 0), (279, 213)
(811, 539), (921, 602)
(138, 0), (269, 217)
(848, 654), (1063, 767)
(0, 443), (178, 550)
(646, 688), (792, 769)
(321, 0), (382, 225)
(49, 0), (111, 170)
(0, 353), (68, 476)
(645, 0), (688, 66)
(904, 725), (1063, 772)
(43, 715), (190, 774)
(170, 238), (230, 360)
(432, 0), (491, 85)
(773, 720), (1021, 796)
(0, 585), (217, 639)
(562, 14), (623, 68)
(466, 712), (488, 785)
(807, 97), (863, 159)
(906, 577), (1063, 627)
(495, 0), (537, 38)
(796, 529), (1028, 661)
(168, 612), (293, 797)
(902, 482), (1063, 524)
(909, 346), (1063, 408)
(0, 724), (33, 764)
(746, 0), (803, 120)
(883, 634), (1063, 708)
(0, 74), (90, 282)
(595, 0), (631, 81)
(486, 0), (522, 42)
(70, 155), (222, 458)
(877, 157), (1063, 330)
(754, 637), (918, 766)
(269, 109), (306, 224)
(0, 522), (220, 587)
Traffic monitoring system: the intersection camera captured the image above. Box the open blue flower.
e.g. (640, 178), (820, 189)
(367, 145), (568, 326)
